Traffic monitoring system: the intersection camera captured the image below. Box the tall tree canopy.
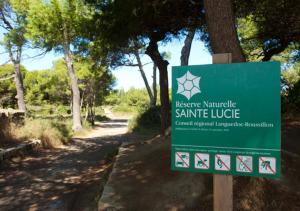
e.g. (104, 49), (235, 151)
(87, 0), (205, 133)
(24, 58), (114, 122)
(235, 0), (300, 62)
(21, 0), (94, 130)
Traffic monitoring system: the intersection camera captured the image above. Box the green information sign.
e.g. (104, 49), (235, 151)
(171, 62), (281, 178)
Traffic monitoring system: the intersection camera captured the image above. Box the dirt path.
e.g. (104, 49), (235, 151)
(0, 117), (128, 211)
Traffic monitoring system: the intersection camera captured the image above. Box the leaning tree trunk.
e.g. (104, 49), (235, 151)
(13, 62), (26, 112)
(180, 28), (196, 66)
(146, 39), (170, 134)
(64, 45), (82, 131)
(152, 64), (157, 106)
(134, 50), (155, 107)
(203, 0), (246, 62)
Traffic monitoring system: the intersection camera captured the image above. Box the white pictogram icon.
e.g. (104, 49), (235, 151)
(177, 71), (201, 100)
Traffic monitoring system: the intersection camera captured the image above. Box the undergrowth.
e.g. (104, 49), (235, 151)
(1, 117), (74, 149)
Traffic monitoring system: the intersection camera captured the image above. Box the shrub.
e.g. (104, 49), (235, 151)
(129, 105), (161, 132)
(106, 88), (151, 114)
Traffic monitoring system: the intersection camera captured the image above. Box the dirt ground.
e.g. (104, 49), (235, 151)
(0, 118), (129, 211)
(98, 118), (300, 211)
(99, 136), (212, 211)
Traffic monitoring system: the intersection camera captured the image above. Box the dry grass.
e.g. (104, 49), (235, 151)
(0, 117), (73, 149)
(0, 116), (18, 147)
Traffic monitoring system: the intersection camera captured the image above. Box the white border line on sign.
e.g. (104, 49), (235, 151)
(173, 144), (280, 151)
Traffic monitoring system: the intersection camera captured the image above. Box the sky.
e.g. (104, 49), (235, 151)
(113, 38), (212, 90)
(0, 29), (212, 90)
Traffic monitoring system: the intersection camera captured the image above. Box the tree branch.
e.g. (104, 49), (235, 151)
(0, 9), (13, 30)
(262, 41), (289, 61)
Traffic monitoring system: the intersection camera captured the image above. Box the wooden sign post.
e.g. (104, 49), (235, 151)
(213, 53), (233, 211)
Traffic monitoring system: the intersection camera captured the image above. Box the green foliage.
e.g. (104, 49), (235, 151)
(235, 0), (300, 62)
(74, 57), (115, 107)
(0, 64), (27, 108)
(27, 104), (71, 117)
(128, 105), (161, 133)
(23, 62), (70, 106)
(24, 0), (94, 52)
(0, 0), (27, 58)
(282, 64), (300, 87)
(24, 69), (69, 106)
(22, 58), (114, 109)
(237, 16), (263, 61)
(86, 0), (205, 61)
(0, 64), (16, 107)
(107, 88), (150, 114)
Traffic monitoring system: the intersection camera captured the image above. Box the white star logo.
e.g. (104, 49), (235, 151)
(177, 71), (201, 100)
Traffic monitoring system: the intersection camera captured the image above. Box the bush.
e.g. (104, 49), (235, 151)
(129, 105), (161, 132)
(106, 88), (151, 114)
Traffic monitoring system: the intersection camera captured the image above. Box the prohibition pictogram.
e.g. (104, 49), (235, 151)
(215, 154), (231, 171)
(175, 152), (190, 168)
(259, 157), (276, 174)
(194, 153), (210, 170)
(236, 155), (253, 173)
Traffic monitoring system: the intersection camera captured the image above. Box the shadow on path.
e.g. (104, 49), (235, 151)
(0, 119), (128, 211)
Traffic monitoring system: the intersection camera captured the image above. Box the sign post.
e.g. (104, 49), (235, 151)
(213, 53), (233, 211)
(171, 54), (281, 210)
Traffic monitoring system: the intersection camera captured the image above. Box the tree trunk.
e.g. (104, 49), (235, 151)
(7, 43), (26, 112)
(64, 45), (82, 131)
(180, 28), (196, 66)
(146, 39), (170, 134)
(133, 50), (155, 107)
(13, 62), (26, 112)
(152, 64), (157, 106)
(203, 0), (246, 62)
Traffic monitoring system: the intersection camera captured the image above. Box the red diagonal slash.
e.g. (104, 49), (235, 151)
(259, 157), (276, 174)
(195, 154), (209, 169)
(237, 156), (252, 172)
(176, 152), (189, 167)
(215, 154), (230, 170)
